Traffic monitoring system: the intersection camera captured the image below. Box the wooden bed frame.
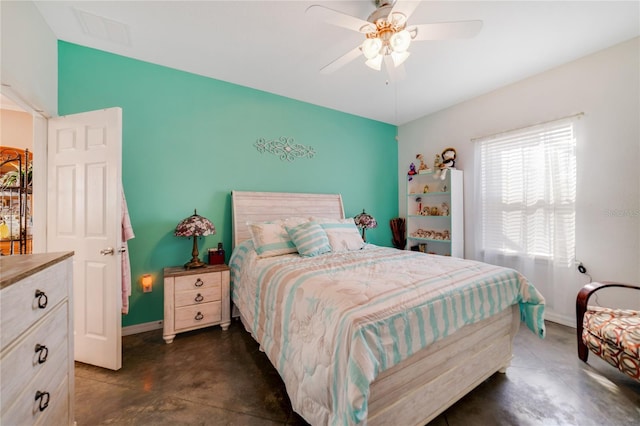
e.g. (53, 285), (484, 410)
(231, 190), (520, 425)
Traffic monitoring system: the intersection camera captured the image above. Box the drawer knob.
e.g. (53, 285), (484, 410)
(34, 290), (48, 309)
(194, 311), (204, 321)
(194, 293), (204, 303)
(35, 390), (50, 412)
(35, 344), (49, 364)
(194, 278), (204, 287)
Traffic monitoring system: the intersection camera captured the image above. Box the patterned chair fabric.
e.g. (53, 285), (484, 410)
(582, 307), (640, 380)
(576, 282), (640, 382)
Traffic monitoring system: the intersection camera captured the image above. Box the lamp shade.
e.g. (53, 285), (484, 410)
(354, 209), (378, 230)
(390, 29), (411, 53)
(365, 54), (383, 71)
(391, 50), (410, 67)
(175, 209), (215, 269)
(175, 209), (216, 237)
(362, 37), (382, 59)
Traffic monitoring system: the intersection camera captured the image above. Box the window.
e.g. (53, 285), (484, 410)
(475, 118), (577, 267)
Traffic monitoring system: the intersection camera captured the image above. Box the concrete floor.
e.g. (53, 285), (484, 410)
(75, 320), (639, 425)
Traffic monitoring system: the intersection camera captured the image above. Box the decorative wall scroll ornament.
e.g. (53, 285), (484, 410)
(254, 137), (315, 161)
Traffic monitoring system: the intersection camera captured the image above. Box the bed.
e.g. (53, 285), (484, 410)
(229, 191), (545, 425)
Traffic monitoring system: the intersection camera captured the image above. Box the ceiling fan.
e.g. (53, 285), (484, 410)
(306, 0), (483, 79)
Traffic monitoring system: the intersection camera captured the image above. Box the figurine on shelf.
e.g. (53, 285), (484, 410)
(434, 147), (457, 181)
(416, 154), (430, 174)
(440, 202), (450, 216)
(434, 153), (442, 171)
(407, 162), (417, 181)
(423, 184), (430, 193)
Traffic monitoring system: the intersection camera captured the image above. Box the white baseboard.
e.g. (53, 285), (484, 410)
(544, 311), (575, 328)
(122, 320), (163, 336)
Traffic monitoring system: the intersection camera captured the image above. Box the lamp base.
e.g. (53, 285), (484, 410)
(184, 258), (207, 269)
(184, 236), (206, 269)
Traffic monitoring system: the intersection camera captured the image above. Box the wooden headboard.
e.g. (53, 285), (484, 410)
(231, 191), (345, 248)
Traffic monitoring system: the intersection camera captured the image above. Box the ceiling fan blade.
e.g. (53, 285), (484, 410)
(306, 5), (375, 33)
(410, 20), (483, 41)
(383, 56), (406, 83)
(389, 0), (421, 24)
(320, 45), (363, 74)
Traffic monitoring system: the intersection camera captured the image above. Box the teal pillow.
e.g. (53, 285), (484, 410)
(286, 221), (332, 257)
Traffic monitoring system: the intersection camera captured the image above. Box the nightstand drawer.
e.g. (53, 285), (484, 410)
(174, 302), (221, 331)
(174, 272), (221, 292)
(175, 286), (220, 308)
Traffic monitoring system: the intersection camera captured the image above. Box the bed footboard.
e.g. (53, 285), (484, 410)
(368, 305), (520, 426)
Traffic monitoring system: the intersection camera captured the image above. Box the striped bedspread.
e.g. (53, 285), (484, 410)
(230, 241), (545, 425)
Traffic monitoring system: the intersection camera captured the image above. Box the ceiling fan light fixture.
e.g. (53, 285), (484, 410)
(390, 29), (411, 53)
(391, 50), (410, 67)
(308, 2), (483, 77)
(365, 54), (383, 70)
(362, 37), (383, 59)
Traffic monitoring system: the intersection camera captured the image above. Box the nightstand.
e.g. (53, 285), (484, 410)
(163, 264), (230, 344)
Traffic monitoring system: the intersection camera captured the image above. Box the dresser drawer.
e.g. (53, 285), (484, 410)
(1, 302), (69, 409)
(174, 272), (221, 292)
(174, 302), (221, 331)
(1, 341), (69, 425)
(1, 260), (70, 349)
(175, 285), (221, 308)
(34, 376), (69, 426)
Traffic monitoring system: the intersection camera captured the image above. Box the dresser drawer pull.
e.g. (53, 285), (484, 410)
(35, 344), (49, 364)
(194, 293), (204, 303)
(194, 278), (204, 288)
(35, 290), (48, 309)
(35, 390), (50, 412)
(194, 311), (204, 321)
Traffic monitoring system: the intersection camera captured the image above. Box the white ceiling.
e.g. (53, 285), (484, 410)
(34, 1), (640, 125)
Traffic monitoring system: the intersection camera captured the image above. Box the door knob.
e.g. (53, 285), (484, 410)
(100, 247), (114, 255)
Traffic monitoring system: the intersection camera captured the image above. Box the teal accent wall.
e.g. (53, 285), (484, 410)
(58, 41), (398, 327)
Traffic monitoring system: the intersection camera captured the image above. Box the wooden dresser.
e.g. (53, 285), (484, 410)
(0, 252), (74, 425)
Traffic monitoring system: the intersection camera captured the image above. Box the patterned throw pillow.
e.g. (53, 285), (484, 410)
(312, 217), (365, 252)
(248, 221), (296, 258)
(285, 221), (332, 257)
(247, 218), (310, 258)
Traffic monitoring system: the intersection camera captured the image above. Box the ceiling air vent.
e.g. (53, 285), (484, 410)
(74, 8), (131, 47)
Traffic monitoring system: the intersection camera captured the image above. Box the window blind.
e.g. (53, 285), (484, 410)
(476, 119), (577, 266)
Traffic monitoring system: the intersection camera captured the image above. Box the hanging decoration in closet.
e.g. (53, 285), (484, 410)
(255, 137), (315, 161)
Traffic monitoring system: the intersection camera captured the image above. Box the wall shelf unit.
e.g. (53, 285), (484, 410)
(0, 147), (32, 255)
(406, 169), (463, 257)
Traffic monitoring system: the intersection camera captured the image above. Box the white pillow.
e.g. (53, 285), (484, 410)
(312, 217), (365, 252)
(247, 217), (309, 258)
(286, 221), (332, 257)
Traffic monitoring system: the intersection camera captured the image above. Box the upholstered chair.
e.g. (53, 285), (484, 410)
(576, 282), (640, 381)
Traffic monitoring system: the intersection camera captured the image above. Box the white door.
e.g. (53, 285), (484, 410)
(47, 107), (123, 370)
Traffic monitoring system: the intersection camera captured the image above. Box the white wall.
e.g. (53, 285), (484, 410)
(1, 1), (57, 116)
(398, 37), (640, 326)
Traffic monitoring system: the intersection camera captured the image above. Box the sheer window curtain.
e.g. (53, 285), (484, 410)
(473, 116), (581, 324)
